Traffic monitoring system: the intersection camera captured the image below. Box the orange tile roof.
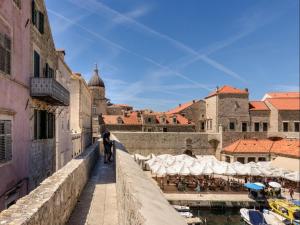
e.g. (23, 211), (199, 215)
(167, 100), (199, 114)
(103, 115), (119, 124)
(265, 92), (300, 99)
(122, 112), (140, 125)
(266, 98), (300, 110)
(205, 85), (248, 98)
(249, 101), (270, 111)
(271, 139), (300, 158)
(223, 139), (300, 158)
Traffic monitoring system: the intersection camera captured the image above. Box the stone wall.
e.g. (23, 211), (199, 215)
(113, 132), (221, 156)
(113, 137), (187, 225)
(0, 143), (99, 225)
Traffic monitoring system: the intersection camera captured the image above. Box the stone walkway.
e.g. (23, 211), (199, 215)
(66, 156), (118, 225)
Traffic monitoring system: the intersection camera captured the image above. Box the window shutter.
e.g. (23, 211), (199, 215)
(34, 51), (40, 77)
(39, 12), (44, 34)
(0, 120), (12, 162)
(32, 0), (36, 25)
(45, 63), (49, 77)
(0, 45), (5, 73)
(5, 50), (11, 75)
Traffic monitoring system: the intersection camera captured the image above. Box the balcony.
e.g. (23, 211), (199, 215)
(30, 77), (70, 106)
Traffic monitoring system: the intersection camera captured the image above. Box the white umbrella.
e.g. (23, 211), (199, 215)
(157, 154), (172, 161)
(259, 168), (274, 177)
(223, 165), (237, 176)
(284, 171), (300, 182)
(150, 161), (162, 173)
(190, 164), (204, 176)
(212, 164), (225, 175)
(155, 165), (167, 177)
(268, 181), (281, 188)
(202, 164), (214, 175)
(166, 166), (178, 176)
(179, 163), (191, 176)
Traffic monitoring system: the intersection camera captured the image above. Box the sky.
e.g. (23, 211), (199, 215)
(45, 0), (299, 111)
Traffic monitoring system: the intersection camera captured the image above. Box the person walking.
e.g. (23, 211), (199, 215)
(289, 187), (294, 200)
(102, 129), (112, 163)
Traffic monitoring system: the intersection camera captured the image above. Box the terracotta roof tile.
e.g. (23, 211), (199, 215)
(223, 139), (300, 158)
(205, 85), (248, 98)
(265, 92), (300, 99)
(249, 101), (270, 111)
(266, 98), (300, 110)
(167, 100), (199, 114)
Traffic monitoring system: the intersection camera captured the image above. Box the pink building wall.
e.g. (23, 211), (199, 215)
(0, 0), (31, 211)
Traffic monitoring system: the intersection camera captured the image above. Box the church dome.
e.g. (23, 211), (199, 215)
(88, 64), (105, 88)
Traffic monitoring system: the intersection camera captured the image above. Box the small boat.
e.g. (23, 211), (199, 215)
(173, 205), (190, 212)
(240, 208), (268, 225)
(179, 211), (193, 218)
(263, 209), (291, 225)
(268, 199), (300, 225)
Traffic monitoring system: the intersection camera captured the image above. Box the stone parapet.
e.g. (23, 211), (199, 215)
(0, 143), (99, 225)
(113, 135), (187, 225)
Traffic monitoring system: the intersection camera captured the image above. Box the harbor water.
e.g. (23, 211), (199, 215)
(190, 207), (246, 225)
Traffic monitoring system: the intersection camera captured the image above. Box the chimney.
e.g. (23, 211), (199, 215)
(179, 104), (181, 107)
(56, 49), (66, 60)
(245, 88), (249, 92)
(192, 100), (195, 103)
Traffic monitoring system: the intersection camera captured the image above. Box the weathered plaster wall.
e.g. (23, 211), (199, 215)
(0, 0), (31, 210)
(113, 137), (187, 225)
(0, 143), (99, 225)
(113, 132), (221, 156)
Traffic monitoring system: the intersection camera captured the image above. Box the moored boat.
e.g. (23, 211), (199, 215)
(268, 199), (300, 225)
(240, 208), (268, 225)
(173, 204), (190, 212)
(263, 209), (291, 225)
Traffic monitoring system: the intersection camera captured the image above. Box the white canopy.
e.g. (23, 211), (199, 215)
(284, 171), (300, 182)
(268, 181), (281, 188)
(179, 163), (191, 176)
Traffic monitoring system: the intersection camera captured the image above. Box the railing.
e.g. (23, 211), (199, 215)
(30, 77), (70, 106)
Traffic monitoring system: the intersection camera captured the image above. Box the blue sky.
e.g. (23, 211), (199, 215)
(45, 0), (299, 111)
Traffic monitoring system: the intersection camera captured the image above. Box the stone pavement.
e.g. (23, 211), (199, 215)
(66, 156), (118, 225)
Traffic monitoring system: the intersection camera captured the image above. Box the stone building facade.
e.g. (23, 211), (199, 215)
(107, 104), (133, 115)
(28, 0), (70, 190)
(55, 50), (72, 170)
(70, 73), (92, 157)
(0, 0), (31, 211)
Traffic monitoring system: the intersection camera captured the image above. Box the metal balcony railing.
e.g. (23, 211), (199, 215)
(30, 77), (70, 106)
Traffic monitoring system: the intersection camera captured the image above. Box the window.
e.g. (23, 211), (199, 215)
(225, 156), (231, 163)
(44, 63), (54, 78)
(248, 157), (256, 163)
(242, 122), (247, 132)
(229, 122), (235, 131)
(0, 33), (11, 75)
(33, 51), (40, 77)
(237, 157), (245, 164)
(147, 118), (151, 123)
(294, 122), (300, 132)
(0, 120), (12, 163)
(201, 122), (205, 130)
(254, 122), (260, 132)
(258, 157), (266, 162)
(263, 123), (268, 132)
(283, 122), (289, 132)
(173, 117), (177, 124)
(34, 110), (55, 139)
(163, 127), (167, 132)
(209, 120), (212, 129)
(13, 0), (21, 9)
(92, 106), (96, 114)
(32, 1), (44, 34)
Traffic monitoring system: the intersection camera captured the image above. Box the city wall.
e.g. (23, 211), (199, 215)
(0, 143), (99, 225)
(113, 136), (187, 225)
(113, 131), (221, 156)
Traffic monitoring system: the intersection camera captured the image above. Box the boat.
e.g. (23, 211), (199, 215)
(179, 211), (193, 218)
(173, 204), (190, 212)
(240, 208), (268, 225)
(268, 199), (300, 225)
(263, 209), (291, 225)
